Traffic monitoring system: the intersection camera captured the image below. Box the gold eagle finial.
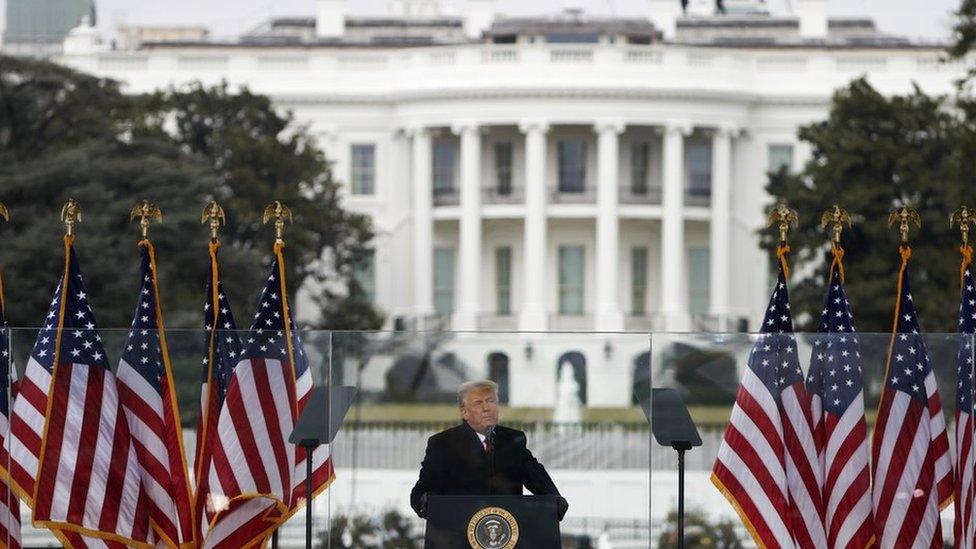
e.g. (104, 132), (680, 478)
(201, 201), (226, 241)
(61, 199), (82, 236)
(888, 206), (921, 245)
(129, 200), (163, 239)
(951, 206), (976, 247)
(766, 203), (799, 245)
(263, 201), (293, 245)
(0, 203), (8, 223)
(819, 205), (853, 245)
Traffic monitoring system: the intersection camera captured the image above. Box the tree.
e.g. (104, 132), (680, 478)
(763, 78), (966, 333)
(950, 0), (976, 85)
(0, 56), (382, 332)
(139, 82), (381, 331)
(656, 508), (743, 548)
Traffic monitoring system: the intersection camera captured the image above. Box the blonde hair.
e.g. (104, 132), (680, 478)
(457, 380), (499, 408)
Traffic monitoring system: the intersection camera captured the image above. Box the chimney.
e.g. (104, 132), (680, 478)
(465, 0), (497, 39)
(316, 0), (346, 38)
(647, 0), (679, 40)
(797, 0), (828, 39)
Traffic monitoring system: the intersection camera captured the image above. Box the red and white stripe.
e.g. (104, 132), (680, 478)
(712, 367), (797, 548)
(872, 372), (953, 548)
(0, 370), (21, 549)
(6, 355), (51, 505)
(204, 357), (296, 548)
(821, 389), (874, 548)
(195, 372), (227, 536)
(32, 362), (151, 546)
(289, 368), (334, 507)
(779, 382), (827, 549)
(955, 406), (975, 549)
(117, 359), (192, 545)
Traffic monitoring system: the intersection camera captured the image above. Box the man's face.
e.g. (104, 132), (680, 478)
(461, 387), (499, 434)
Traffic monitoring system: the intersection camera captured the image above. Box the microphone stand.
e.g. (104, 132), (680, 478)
(486, 426), (495, 496)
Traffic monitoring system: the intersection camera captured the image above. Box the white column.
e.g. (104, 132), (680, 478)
(518, 120), (550, 331)
(660, 123), (691, 331)
(709, 126), (734, 331)
(454, 122), (482, 331)
(595, 120), (625, 331)
(411, 127), (435, 325)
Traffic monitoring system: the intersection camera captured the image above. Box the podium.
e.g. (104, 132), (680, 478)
(424, 494), (561, 548)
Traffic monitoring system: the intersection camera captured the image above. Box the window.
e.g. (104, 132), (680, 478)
(558, 245), (585, 315)
(495, 247), (512, 315)
(432, 141), (455, 195)
(350, 144), (375, 195)
(631, 247), (648, 316)
(631, 142), (650, 194)
(487, 353), (510, 404)
(495, 142), (513, 195)
(433, 248), (455, 316)
(557, 140), (587, 193)
(351, 249), (375, 303)
(688, 142), (712, 197)
(688, 248), (710, 316)
(768, 144), (794, 173)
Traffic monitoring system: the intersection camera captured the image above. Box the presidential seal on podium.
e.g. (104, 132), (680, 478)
(466, 506), (520, 549)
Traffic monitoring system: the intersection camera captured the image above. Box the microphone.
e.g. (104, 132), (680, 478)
(485, 425), (496, 495)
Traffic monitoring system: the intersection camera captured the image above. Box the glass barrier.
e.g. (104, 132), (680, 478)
(2, 328), (973, 547)
(650, 332), (975, 549)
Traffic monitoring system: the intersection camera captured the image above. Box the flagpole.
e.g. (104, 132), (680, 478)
(263, 201), (293, 549)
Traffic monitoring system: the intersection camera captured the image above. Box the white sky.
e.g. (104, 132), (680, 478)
(1, 0), (962, 44)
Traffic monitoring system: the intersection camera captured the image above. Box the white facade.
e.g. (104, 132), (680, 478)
(55, 1), (966, 337)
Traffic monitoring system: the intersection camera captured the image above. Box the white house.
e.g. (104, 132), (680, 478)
(52, 0), (967, 407)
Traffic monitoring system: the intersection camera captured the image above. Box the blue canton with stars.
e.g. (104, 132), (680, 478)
(748, 260), (803, 397)
(887, 267), (933, 404)
(242, 258), (307, 376)
(202, 251), (242, 406)
(807, 268), (864, 416)
(120, 245), (165, 393)
(32, 246), (110, 374)
(957, 265), (976, 415)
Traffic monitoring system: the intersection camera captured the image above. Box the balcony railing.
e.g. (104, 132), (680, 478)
(619, 185), (662, 205)
(549, 313), (594, 330)
(432, 187), (459, 206)
(685, 187), (711, 207)
(550, 186), (596, 204)
(477, 313), (518, 330)
(482, 186), (524, 205)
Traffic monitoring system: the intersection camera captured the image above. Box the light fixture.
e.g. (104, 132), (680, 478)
(524, 341), (534, 360)
(603, 339), (613, 358)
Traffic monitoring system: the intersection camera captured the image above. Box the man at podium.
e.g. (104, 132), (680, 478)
(410, 380), (568, 520)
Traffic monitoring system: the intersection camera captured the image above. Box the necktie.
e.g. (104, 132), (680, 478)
(484, 438), (491, 455)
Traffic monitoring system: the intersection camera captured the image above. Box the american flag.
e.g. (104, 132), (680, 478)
(204, 247), (333, 548)
(871, 252), (953, 547)
(954, 257), (976, 549)
(712, 252), (827, 548)
(10, 237), (151, 547)
(115, 241), (194, 546)
(194, 242), (243, 540)
(806, 264), (874, 548)
(0, 273), (21, 549)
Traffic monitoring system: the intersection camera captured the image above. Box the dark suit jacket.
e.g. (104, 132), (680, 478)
(410, 422), (566, 518)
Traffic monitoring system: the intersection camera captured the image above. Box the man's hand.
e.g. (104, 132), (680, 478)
(557, 496), (568, 521)
(418, 492), (429, 518)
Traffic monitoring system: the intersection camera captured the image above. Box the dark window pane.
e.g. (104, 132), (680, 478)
(558, 140), (586, 193)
